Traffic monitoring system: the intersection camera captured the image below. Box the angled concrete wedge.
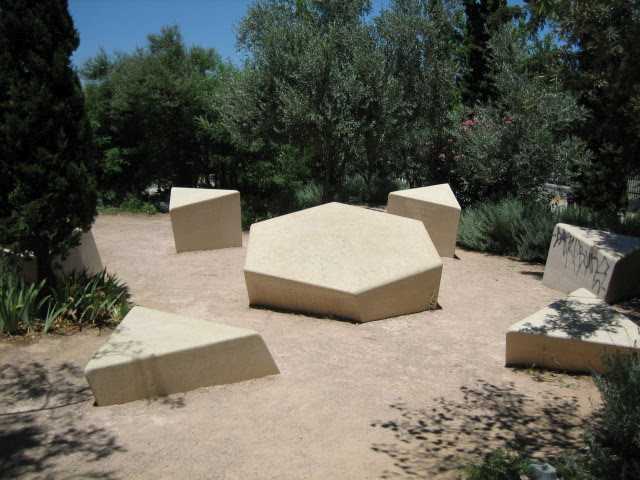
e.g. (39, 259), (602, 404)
(85, 307), (279, 406)
(169, 187), (242, 253)
(387, 183), (461, 257)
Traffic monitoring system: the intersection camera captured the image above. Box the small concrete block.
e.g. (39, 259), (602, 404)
(542, 223), (640, 303)
(387, 183), (461, 257)
(169, 187), (242, 253)
(506, 289), (640, 373)
(85, 307), (279, 406)
(244, 202), (443, 322)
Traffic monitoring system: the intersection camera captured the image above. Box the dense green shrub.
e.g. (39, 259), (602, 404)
(82, 25), (235, 199)
(463, 449), (531, 480)
(0, 261), (49, 335)
(98, 195), (159, 215)
(458, 199), (640, 263)
(531, 1), (640, 210)
(451, 24), (590, 206)
(294, 182), (323, 211)
(49, 270), (131, 331)
(587, 353), (640, 480)
(0, 257), (131, 335)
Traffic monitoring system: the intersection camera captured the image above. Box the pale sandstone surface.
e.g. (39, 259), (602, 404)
(387, 184), (461, 257)
(506, 288), (640, 373)
(245, 203), (442, 322)
(85, 306), (279, 406)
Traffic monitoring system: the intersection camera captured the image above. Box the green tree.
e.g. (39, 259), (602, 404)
(452, 24), (590, 205)
(376, 0), (464, 187)
(527, 0), (640, 210)
(227, 0), (406, 203)
(0, 0), (97, 281)
(461, 0), (521, 105)
(82, 26), (233, 201)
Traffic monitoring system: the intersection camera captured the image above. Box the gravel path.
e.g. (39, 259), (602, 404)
(0, 213), (600, 480)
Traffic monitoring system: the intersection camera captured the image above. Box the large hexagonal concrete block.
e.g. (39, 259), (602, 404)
(505, 289), (640, 373)
(542, 223), (640, 303)
(85, 306), (279, 406)
(244, 202), (443, 322)
(169, 187), (242, 253)
(387, 184), (461, 257)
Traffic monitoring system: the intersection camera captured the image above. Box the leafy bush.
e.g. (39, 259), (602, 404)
(0, 261), (48, 334)
(294, 182), (323, 210)
(0, 257), (131, 335)
(98, 194), (158, 215)
(586, 353), (640, 480)
(553, 455), (594, 480)
(49, 270), (131, 331)
(463, 449), (531, 480)
(458, 199), (640, 263)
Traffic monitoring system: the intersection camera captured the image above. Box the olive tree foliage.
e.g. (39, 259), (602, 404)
(451, 24), (591, 205)
(82, 26), (234, 202)
(223, 0), (466, 203)
(375, 0), (464, 188)
(224, 0), (396, 202)
(0, 0), (97, 281)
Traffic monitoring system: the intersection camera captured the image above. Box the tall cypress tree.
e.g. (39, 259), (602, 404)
(0, 0), (97, 281)
(461, 0), (520, 105)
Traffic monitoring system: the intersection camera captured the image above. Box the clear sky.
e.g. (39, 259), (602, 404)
(69, 0), (524, 69)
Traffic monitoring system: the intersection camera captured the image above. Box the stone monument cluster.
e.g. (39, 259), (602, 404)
(79, 185), (640, 405)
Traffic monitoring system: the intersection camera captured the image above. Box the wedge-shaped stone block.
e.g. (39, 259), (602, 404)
(4, 230), (103, 282)
(506, 289), (640, 373)
(387, 183), (461, 257)
(169, 187), (242, 253)
(244, 202), (443, 322)
(60, 230), (103, 276)
(85, 306), (279, 406)
(542, 223), (640, 303)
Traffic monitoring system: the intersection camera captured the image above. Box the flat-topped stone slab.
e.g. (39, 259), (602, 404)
(387, 183), (461, 257)
(169, 187), (242, 253)
(244, 202), (443, 322)
(85, 306), (279, 406)
(542, 223), (640, 303)
(506, 289), (640, 373)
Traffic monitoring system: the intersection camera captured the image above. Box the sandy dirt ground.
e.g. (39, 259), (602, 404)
(0, 213), (602, 480)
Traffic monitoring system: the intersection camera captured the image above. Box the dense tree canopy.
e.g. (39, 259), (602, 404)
(82, 26), (234, 201)
(0, 0), (96, 281)
(76, 0), (640, 218)
(528, 0), (640, 209)
(460, 0), (521, 105)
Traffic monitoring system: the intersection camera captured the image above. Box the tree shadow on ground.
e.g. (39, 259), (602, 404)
(0, 361), (125, 479)
(519, 270), (544, 279)
(518, 298), (623, 340)
(370, 379), (587, 478)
